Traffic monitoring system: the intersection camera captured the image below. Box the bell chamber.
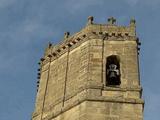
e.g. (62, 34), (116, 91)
(106, 55), (121, 86)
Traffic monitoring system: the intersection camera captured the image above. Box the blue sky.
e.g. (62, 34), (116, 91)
(0, 0), (160, 120)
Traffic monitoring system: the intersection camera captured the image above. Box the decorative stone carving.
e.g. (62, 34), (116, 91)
(87, 16), (94, 25)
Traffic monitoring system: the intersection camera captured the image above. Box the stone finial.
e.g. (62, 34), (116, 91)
(130, 18), (136, 26)
(87, 16), (94, 25)
(44, 42), (52, 57)
(64, 32), (70, 39)
(108, 17), (116, 25)
(48, 42), (52, 48)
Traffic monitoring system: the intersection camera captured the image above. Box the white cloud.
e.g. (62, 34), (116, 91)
(124, 0), (160, 7)
(0, 0), (17, 8)
(65, 0), (103, 14)
(125, 0), (139, 6)
(145, 0), (160, 6)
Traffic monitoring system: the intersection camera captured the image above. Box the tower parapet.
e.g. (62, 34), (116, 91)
(41, 17), (137, 65)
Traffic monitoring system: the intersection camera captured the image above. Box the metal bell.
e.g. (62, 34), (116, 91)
(109, 71), (117, 78)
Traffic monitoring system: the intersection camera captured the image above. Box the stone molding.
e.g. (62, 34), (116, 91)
(32, 85), (144, 119)
(39, 35), (138, 67)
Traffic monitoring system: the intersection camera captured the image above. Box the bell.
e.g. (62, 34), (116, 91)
(109, 71), (117, 78)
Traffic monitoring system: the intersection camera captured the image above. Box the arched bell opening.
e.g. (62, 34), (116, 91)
(106, 55), (121, 86)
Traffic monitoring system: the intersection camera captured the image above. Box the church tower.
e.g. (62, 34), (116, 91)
(32, 16), (144, 120)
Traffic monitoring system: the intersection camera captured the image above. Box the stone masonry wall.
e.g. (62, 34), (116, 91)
(32, 17), (144, 120)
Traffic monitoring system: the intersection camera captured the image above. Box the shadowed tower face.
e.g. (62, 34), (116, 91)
(32, 16), (144, 120)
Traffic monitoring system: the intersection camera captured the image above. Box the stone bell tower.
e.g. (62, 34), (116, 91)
(32, 16), (144, 120)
